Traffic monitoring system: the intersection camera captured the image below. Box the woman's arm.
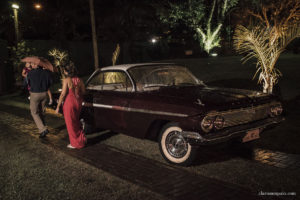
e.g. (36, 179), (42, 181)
(22, 69), (27, 77)
(55, 78), (68, 113)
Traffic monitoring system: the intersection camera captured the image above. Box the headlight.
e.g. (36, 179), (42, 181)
(214, 115), (225, 130)
(201, 115), (225, 132)
(201, 116), (214, 133)
(270, 104), (283, 117)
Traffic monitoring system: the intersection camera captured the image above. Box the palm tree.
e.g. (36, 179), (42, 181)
(233, 0), (300, 94)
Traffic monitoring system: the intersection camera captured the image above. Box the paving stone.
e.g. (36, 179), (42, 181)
(265, 157), (276, 162)
(266, 162), (276, 166)
(251, 148), (300, 169)
(282, 159), (297, 166)
(273, 163), (288, 168)
(293, 161), (300, 168)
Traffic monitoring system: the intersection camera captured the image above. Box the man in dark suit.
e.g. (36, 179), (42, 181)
(27, 62), (53, 138)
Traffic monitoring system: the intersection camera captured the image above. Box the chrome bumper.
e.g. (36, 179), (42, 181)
(181, 116), (284, 145)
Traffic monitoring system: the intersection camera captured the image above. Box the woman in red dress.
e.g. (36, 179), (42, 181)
(55, 62), (86, 149)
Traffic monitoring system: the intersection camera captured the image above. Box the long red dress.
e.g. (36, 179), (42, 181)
(63, 77), (86, 149)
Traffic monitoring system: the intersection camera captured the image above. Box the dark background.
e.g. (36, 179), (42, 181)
(0, 0), (299, 93)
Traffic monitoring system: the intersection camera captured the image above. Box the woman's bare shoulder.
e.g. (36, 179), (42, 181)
(62, 77), (72, 86)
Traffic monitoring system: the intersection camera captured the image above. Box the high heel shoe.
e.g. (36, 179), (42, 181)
(67, 144), (75, 149)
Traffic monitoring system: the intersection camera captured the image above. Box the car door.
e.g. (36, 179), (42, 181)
(85, 70), (134, 132)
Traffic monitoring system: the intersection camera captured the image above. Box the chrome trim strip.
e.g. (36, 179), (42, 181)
(181, 131), (204, 141)
(93, 103), (113, 109)
(83, 102), (188, 117)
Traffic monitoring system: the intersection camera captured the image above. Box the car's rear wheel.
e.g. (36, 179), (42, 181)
(159, 123), (197, 166)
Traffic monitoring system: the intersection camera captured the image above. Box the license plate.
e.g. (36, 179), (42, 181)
(242, 129), (260, 143)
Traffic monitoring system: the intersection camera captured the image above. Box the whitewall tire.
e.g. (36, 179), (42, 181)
(159, 123), (197, 166)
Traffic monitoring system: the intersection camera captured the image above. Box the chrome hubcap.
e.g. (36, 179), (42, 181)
(165, 131), (188, 158)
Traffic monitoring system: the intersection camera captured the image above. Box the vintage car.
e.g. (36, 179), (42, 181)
(80, 63), (284, 166)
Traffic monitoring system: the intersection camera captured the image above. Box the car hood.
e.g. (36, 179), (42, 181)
(153, 86), (273, 110)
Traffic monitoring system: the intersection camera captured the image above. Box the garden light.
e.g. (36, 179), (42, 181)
(34, 3), (42, 10)
(151, 38), (157, 44)
(12, 4), (19, 9)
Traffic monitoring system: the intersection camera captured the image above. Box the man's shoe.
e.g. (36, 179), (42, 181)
(39, 129), (49, 138)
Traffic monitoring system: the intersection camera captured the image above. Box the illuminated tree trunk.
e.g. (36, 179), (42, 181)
(196, 25), (222, 54)
(196, 0), (229, 54)
(261, 74), (273, 94)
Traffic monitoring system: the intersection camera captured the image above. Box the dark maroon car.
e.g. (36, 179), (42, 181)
(80, 63), (284, 166)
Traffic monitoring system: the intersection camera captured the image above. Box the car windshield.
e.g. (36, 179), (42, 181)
(128, 65), (204, 91)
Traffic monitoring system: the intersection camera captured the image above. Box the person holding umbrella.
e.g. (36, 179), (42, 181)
(21, 62), (53, 104)
(21, 57), (54, 105)
(22, 57), (53, 138)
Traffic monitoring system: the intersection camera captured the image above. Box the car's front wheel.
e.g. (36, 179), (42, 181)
(159, 123), (197, 166)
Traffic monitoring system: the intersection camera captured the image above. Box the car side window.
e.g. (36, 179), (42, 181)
(87, 71), (133, 92)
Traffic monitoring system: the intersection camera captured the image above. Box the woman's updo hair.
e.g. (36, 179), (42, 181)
(63, 61), (78, 77)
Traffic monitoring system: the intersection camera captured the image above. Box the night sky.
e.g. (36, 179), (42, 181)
(1, 0), (162, 43)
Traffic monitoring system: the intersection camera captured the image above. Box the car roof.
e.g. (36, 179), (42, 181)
(99, 63), (175, 72)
